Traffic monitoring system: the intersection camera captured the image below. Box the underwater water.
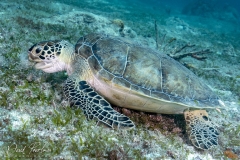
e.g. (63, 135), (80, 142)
(0, 0), (239, 159)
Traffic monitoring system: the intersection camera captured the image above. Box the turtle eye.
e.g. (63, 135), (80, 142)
(36, 47), (42, 54)
(28, 45), (34, 52)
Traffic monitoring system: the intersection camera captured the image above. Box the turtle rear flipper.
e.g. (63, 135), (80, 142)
(184, 110), (219, 150)
(64, 78), (135, 129)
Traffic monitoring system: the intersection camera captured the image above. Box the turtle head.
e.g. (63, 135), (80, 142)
(28, 40), (75, 75)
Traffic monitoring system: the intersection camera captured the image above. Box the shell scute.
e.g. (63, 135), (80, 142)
(75, 34), (220, 109)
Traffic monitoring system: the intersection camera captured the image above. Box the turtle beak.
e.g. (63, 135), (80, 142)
(28, 51), (34, 61)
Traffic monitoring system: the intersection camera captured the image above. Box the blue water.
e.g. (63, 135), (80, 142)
(58, 0), (240, 21)
(141, 0), (240, 13)
(57, 0), (240, 35)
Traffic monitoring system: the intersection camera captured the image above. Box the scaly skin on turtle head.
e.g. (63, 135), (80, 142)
(28, 40), (75, 75)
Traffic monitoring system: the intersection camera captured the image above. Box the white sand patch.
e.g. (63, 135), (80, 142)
(187, 153), (214, 160)
(9, 111), (31, 130)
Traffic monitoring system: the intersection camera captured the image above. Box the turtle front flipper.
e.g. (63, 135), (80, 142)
(63, 78), (135, 129)
(184, 110), (219, 150)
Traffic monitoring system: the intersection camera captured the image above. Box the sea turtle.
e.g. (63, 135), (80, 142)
(28, 33), (222, 150)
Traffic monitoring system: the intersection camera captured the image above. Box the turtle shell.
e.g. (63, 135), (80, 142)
(74, 34), (220, 114)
